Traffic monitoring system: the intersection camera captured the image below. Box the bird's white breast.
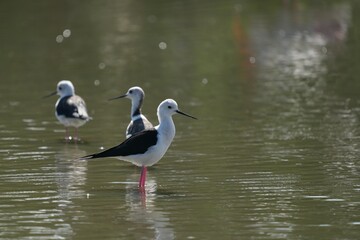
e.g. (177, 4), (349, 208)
(117, 126), (175, 167)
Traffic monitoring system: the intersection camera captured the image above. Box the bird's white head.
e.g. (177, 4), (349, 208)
(57, 80), (75, 97)
(125, 86), (145, 102)
(108, 86), (144, 103)
(157, 99), (197, 120)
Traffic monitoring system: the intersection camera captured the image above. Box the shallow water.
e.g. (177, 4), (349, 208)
(1, 0), (360, 239)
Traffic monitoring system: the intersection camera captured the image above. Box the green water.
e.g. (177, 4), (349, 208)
(0, 0), (359, 239)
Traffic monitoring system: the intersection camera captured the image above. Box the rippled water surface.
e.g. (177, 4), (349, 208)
(1, 1), (360, 239)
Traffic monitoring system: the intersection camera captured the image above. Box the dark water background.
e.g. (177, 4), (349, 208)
(0, 1), (359, 239)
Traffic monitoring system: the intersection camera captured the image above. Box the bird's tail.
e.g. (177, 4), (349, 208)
(78, 115), (92, 121)
(79, 152), (108, 160)
(79, 154), (96, 160)
(79, 144), (121, 160)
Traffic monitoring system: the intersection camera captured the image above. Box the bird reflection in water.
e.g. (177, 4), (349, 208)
(124, 180), (175, 240)
(54, 145), (88, 200)
(53, 145), (88, 238)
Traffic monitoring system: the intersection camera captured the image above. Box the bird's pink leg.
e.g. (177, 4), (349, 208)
(138, 168), (143, 188)
(65, 127), (69, 142)
(139, 166), (147, 188)
(74, 128), (79, 142)
(142, 167), (147, 187)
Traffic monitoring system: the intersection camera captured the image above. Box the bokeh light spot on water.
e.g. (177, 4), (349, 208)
(202, 78), (208, 85)
(94, 80), (100, 86)
(56, 35), (64, 43)
(159, 42), (167, 50)
(63, 29), (71, 38)
(249, 56), (256, 64)
(98, 62), (106, 70)
(322, 46), (328, 54)
(56, 29), (71, 43)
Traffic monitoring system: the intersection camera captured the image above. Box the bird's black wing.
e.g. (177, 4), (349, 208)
(127, 118), (154, 137)
(56, 96), (78, 118)
(56, 95), (90, 120)
(81, 128), (158, 159)
(126, 119), (145, 137)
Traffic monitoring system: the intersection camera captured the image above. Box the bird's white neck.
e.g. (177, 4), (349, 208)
(156, 114), (176, 143)
(130, 98), (142, 119)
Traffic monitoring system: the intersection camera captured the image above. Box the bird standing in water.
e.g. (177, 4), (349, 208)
(109, 86), (153, 138)
(81, 99), (196, 188)
(45, 80), (91, 141)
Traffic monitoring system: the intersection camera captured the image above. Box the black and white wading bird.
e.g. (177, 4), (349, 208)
(44, 80), (91, 141)
(81, 99), (196, 188)
(109, 86), (153, 138)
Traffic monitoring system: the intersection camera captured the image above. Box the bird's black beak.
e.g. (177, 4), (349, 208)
(42, 91), (57, 99)
(108, 94), (127, 101)
(176, 110), (197, 120)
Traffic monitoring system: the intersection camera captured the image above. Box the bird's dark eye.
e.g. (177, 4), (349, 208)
(129, 90), (133, 94)
(168, 106), (172, 109)
(59, 87), (62, 90)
